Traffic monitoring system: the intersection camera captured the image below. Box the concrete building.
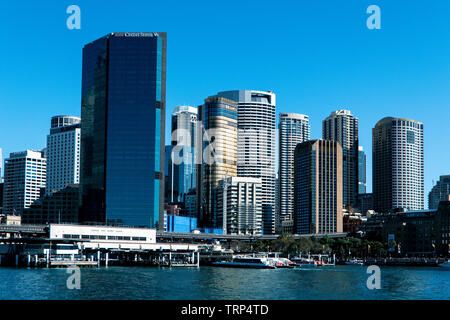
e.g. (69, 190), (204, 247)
(217, 90), (277, 235)
(429, 175), (450, 209)
(215, 177), (263, 235)
(293, 140), (343, 234)
(3, 150), (46, 216)
(358, 146), (367, 194)
(323, 110), (359, 208)
(22, 184), (79, 224)
(278, 113), (310, 227)
(373, 117), (424, 213)
(79, 32), (166, 229)
(197, 95), (238, 228)
(46, 115), (81, 196)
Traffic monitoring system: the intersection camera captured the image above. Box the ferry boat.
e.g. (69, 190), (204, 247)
(345, 258), (365, 266)
(212, 256), (276, 269)
(271, 257), (296, 268)
(438, 260), (450, 268)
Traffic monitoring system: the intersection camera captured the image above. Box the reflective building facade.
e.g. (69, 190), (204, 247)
(79, 32), (166, 228)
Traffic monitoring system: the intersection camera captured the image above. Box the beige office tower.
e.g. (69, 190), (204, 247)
(197, 95), (238, 228)
(294, 140), (343, 234)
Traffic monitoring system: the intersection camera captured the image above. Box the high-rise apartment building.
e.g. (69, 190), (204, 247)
(293, 140), (343, 234)
(217, 90), (276, 235)
(358, 146), (367, 194)
(168, 106), (198, 204)
(429, 175), (450, 209)
(197, 95), (238, 228)
(215, 177), (263, 235)
(323, 110), (358, 208)
(278, 113), (310, 224)
(3, 150), (46, 216)
(46, 115), (81, 196)
(373, 117), (424, 212)
(79, 32), (166, 228)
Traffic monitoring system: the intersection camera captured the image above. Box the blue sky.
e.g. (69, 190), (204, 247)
(1, 0), (449, 205)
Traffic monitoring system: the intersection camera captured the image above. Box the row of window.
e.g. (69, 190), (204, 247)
(62, 234), (147, 241)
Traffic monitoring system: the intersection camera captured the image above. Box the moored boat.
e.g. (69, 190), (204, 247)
(212, 256), (276, 269)
(345, 258), (364, 266)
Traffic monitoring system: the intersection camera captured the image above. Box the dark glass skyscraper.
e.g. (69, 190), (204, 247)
(79, 32), (166, 229)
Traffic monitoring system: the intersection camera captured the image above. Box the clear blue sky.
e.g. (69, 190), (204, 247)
(1, 1), (449, 206)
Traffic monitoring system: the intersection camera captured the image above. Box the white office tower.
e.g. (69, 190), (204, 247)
(216, 177), (263, 235)
(46, 115), (81, 196)
(217, 90), (276, 235)
(278, 113), (310, 225)
(373, 117), (424, 212)
(3, 150), (47, 215)
(323, 109), (359, 208)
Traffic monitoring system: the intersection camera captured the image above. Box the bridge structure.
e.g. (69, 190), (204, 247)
(0, 224), (348, 242)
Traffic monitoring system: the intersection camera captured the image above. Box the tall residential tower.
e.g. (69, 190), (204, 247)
(372, 117), (424, 212)
(323, 110), (358, 208)
(278, 113), (310, 225)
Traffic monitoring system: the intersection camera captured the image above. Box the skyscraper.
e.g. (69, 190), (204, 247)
(197, 95), (238, 228)
(3, 150), (46, 216)
(79, 32), (166, 228)
(373, 117), (424, 213)
(429, 175), (450, 209)
(293, 140), (343, 234)
(323, 109), (358, 208)
(46, 115), (81, 196)
(358, 146), (367, 194)
(278, 113), (310, 225)
(217, 90), (276, 235)
(168, 106), (198, 204)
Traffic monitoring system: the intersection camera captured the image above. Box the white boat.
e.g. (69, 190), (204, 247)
(212, 256), (276, 269)
(345, 258), (364, 266)
(438, 260), (450, 268)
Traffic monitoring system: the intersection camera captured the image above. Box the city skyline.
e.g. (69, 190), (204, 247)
(1, 2), (450, 207)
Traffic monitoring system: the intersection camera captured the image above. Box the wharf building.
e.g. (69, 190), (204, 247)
(79, 32), (166, 229)
(372, 117), (424, 213)
(215, 177), (263, 235)
(2, 150), (47, 216)
(278, 113), (310, 228)
(197, 95), (238, 228)
(46, 115), (81, 196)
(293, 140), (343, 234)
(361, 201), (450, 256)
(323, 109), (359, 208)
(217, 90), (277, 235)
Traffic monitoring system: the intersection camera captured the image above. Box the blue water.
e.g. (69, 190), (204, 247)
(0, 265), (448, 300)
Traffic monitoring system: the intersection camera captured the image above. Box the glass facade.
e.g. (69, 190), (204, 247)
(80, 32), (166, 228)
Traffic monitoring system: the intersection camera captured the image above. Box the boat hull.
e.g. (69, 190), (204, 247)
(212, 262), (276, 269)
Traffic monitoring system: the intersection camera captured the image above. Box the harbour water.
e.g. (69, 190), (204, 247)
(0, 265), (448, 300)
